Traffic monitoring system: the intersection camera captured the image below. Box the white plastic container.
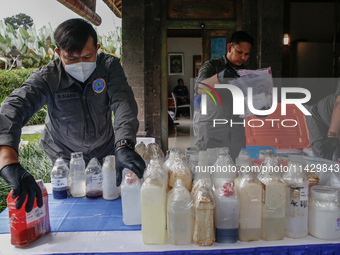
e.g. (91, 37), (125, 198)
(70, 152), (86, 198)
(121, 169), (142, 225)
(85, 158), (103, 199)
(309, 185), (340, 240)
(102, 155), (120, 200)
(283, 162), (309, 238)
(167, 179), (194, 245)
(235, 172), (262, 242)
(141, 173), (166, 244)
(214, 183), (239, 243)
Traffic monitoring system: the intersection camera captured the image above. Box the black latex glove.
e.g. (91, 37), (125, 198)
(321, 137), (339, 160)
(0, 163), (42, 212)
(115, 147), (145, 186)
(217, 68), (239, 83)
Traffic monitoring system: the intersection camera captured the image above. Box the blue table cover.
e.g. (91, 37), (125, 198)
(0, 195), (141, 234)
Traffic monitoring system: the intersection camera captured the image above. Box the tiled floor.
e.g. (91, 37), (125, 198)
(168, 116), (195, 154)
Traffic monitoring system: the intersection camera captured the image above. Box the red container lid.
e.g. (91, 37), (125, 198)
(245, 103), (310, 149)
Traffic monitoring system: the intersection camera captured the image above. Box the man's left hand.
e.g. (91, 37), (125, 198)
(115, 147), (145, 186)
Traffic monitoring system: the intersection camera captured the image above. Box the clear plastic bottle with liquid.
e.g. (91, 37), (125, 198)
(70, 152), (86, 197)
(121, 169), (142, 225)
(141, 172), (166, 244)
(193, 150), (212, 187)
(214, 182), (239, 243)
(167, 179), (194, 245)
(283, 161), (309, 238)
(51, 157), (70, 199)
(193, 181), (215, 246)
(85, 157), (103, 199)
(234, 171), (262, 242)
(167, 150), (192, 192)
(260, 157), (286, 241)
(102, 155), (120, 200)
(212, 148), (236, 190)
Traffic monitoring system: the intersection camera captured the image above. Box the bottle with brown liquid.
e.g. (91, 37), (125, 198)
(85, 157), (103, 199)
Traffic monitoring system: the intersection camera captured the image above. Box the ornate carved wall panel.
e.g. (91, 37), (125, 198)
(167, 0), (235, 20)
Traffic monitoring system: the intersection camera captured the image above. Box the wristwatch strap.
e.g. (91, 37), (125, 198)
(115, 139), (135, 150)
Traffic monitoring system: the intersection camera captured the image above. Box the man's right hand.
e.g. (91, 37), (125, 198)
(0, 163), (42, 212)
(321, 137), (339, 160)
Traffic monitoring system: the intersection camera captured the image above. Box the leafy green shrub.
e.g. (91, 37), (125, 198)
(0, 141), (52, 212)
(0, 68), (47, 125)
(0, 68), (35, 98)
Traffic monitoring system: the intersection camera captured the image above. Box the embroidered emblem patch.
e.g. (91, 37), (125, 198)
(92, 78), (106, 93)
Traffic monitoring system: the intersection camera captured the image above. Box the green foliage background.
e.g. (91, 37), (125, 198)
(0, 20), (121, 212)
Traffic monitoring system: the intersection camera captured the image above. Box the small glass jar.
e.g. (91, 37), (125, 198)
(309, 185), (340, 240)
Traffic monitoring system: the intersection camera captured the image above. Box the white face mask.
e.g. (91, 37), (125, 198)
(61, 57), (97, 83)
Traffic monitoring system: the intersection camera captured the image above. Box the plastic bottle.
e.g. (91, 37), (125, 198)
(7, 180), (51, 247)
(141, 172), (166, 244)
(234, 171), (262, 242)
(212, 148), (236, 190)
(85, 157), (103, 199)
(144, 155), (168, 188)
(283, 161), (309, 239)
(144, 143), (164, 165)
(167, 179), (194, 245)
(309, 185), (340, 240)
(260, 157), (286, 241)
(214, 182), (239, 243)
(167, 150), (192, 191)
(135, 141), (147, 159)
(185, 146), (199, 165)
(193, 180), (215, 246)
(51, 157), (70, 199)
(193, 150), (212, 187)
(102, 155), (120, 200)
(189, 151), (199, 178)
(121, 169), (142, 225)
(70, 151), (86, 197)
(235, 148), (253, 173)
(207, 148), (219, 166)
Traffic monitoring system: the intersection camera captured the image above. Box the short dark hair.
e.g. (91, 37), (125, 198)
(54, 18), (97, 54)
(177, 78), (183, 83)
(229, 31), (254, 46)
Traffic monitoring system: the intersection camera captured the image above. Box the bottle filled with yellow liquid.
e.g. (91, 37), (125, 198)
(141, 172), (166, 244)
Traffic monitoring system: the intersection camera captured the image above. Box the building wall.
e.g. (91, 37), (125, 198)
(167, 37), (201, 96)
(122, 0), (163, 145)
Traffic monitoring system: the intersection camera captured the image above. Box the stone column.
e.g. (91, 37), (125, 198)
(122, 0), (147, 136)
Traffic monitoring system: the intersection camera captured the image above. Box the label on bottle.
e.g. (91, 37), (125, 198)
(299, 187), (308, 201)
(336, 218), (340, 230)
(289, 186), (308, 201)
(51, 177), (68, 188)
(87, 174), (103, 185)
(26, 204), (46, 226)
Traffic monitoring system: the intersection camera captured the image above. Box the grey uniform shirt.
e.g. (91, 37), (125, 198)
(0, 53), (139, 162)
(195, 55), (246, 160)
(307, 81), (340, 145)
